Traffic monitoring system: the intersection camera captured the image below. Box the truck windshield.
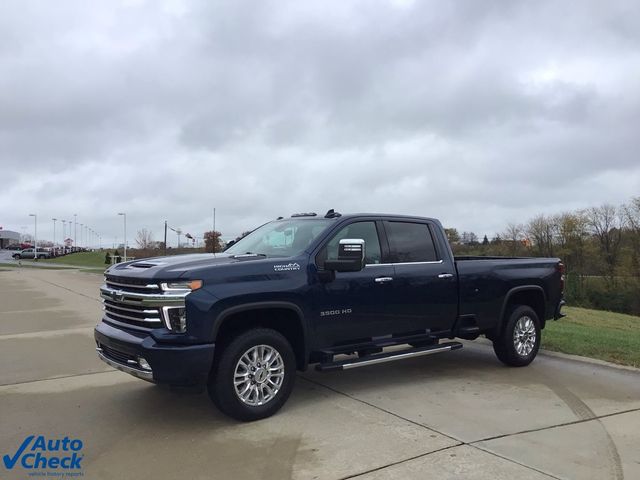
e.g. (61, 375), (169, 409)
(225, 219), (333, 257)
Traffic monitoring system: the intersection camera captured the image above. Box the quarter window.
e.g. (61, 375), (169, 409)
(385, 222), (438, 263)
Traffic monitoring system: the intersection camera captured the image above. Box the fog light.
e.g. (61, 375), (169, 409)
(163, 307), (187, 333)
(137, 357), (152, 371)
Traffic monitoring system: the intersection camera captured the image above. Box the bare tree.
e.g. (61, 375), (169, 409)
(622, 197), (640, 277)
(554, 211), (588, 275)
(526, 215), (556, 257)
(503, 223), (525, 256)
(460, 231), (478, 245)
(587, 204), (624, 279)
(135, 228), (154, 250)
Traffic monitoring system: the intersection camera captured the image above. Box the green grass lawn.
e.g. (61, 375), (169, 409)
(542, 306), (640, 368)
(28, 251), (109, 270)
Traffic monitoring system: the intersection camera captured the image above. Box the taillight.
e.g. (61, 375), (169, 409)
(557, 262), (565, 292)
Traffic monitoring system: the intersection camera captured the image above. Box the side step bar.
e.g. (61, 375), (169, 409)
(316, 341), (463, 372)
(319, 331), (438, 356)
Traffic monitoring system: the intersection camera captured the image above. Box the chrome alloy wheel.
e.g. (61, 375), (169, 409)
(233, 345), (285, 406)
(513, 316), (536, 356)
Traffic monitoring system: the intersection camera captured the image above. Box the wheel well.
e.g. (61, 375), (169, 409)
(215, 308), (306, 370)
(505, 289), (546, 330)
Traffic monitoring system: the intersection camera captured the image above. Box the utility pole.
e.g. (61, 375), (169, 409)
(29, 214), (37, 255)
(52, 218), (57, 246)
(164, 220), (167, 256)
(118, 213), (127, 261)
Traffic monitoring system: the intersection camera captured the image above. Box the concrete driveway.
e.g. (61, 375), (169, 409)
(1, 267), (639, 480)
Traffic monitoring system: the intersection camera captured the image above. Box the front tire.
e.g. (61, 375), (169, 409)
(208, 328), (296, 421)
(493, 305), (541, 367)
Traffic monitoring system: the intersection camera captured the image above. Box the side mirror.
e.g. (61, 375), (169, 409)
(324, 239), (365, 272)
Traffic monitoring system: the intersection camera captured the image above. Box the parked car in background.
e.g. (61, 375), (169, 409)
(13, 248), (51, 259)
(4, 244), (22, 250)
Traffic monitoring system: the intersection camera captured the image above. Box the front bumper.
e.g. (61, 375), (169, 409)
(94, 321), (215, 386)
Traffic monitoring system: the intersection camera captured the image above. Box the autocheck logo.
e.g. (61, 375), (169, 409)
(3, 435), (84, 474)
(273, 262), (300, 272)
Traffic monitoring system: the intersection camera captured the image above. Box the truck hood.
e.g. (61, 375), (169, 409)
(105, 253), (267, 280)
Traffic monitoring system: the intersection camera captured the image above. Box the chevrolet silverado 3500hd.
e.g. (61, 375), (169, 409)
(95, 210), (565, 421)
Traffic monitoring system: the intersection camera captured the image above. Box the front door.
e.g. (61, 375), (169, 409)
(312, 221), (395, 347)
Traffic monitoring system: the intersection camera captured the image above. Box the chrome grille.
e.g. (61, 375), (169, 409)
(100, 277), (189, 332)
(103, 299), (163, 330)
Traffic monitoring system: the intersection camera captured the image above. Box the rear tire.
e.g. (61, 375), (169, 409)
(208, 328), (296, 421)
(493, 305), (541, 367)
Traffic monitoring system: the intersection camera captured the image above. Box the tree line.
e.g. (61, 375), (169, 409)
(448, 197), (640, 315)
(129, 200), (640, 315)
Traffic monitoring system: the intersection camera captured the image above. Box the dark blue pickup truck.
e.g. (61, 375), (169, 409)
(95, 210), (565, 421)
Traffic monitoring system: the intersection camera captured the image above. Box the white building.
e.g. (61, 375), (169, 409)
(0, 229), (21, 248)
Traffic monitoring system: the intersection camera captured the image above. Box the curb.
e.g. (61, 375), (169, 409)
(473, 337), (640, 373)
(537, 349), (640, 373)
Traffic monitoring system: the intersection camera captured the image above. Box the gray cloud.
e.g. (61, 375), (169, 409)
(1, 0), (639, 245)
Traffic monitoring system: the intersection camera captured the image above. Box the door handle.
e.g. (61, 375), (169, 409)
(438, 273), (454, 279)
(374, 277), (394, 283)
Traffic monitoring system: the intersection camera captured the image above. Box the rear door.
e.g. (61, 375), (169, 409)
(383, 220), (458, 334)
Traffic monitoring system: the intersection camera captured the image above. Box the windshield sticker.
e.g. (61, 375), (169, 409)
(273, 263), (301, 272)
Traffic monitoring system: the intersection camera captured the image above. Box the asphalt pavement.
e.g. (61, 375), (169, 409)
(0, 249), (17, 263)
(1, 267), (639, 479)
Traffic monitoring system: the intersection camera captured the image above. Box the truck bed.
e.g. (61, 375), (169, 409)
(455, 256), (562, 331)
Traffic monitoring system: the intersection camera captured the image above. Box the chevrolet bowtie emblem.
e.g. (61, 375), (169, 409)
(111, 290), (124, 302)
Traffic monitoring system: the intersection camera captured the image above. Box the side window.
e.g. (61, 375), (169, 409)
(385, 222), (438, 263)
(317, 222), (382, 267)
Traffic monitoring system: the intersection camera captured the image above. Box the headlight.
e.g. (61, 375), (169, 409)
(160, 280), (203, 291)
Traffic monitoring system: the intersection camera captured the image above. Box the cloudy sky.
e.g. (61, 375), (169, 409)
(1, 0), (639, 247)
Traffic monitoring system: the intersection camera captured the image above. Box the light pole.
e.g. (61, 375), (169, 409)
(79, 223), (83, 249)
(73, 214), (77, 251)
(52, 218), (57, 246)
(118, 213), (127, 261)
(62, 220), (66, 246)
(29, 214), (37, 255)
